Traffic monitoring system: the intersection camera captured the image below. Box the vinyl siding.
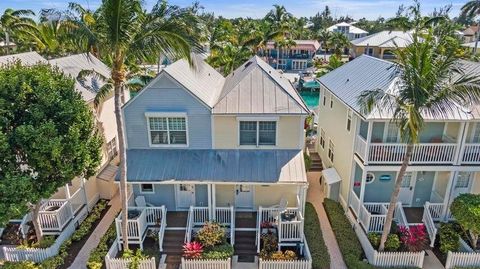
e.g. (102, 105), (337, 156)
(213, 115), (303, 149)
(316, 87), (357, 203)
(123, 73), (212, 149)
(254, 185), (298, 207)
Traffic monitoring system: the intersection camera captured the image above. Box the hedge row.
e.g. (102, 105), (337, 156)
(304, 202), (330, 269)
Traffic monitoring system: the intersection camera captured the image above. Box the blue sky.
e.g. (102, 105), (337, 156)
(0, 0), (467, 20)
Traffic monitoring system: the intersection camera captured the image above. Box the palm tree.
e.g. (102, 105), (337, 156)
(329, 32), (349, 57)
(68, 0), (195, 250)
(0, 8), (37, 54)
(317, 29), (332, 59)
(265, 5), (292, 30)
(358, 21), (480, 252)
(462, 1), (480, 53)
(277, 38), (296, 70)
(207, 43), (251, 75)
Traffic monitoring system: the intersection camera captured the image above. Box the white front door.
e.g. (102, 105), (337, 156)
(398, 172), (416, 206)
(176, 184), (195, 210)
(452, 172), (473, 199)
(235, 185), (254, 210)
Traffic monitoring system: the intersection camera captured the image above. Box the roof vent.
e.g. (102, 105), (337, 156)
(346, 78), (350, 82)
(244, 61), (253, 69)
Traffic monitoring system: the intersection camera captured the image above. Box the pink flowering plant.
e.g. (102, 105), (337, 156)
(183, 241), (203, 259)
(399, 225), (428, 252)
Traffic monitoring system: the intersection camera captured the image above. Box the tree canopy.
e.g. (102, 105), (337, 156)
(0, 62), (102, 226)
(451, 193), (480, 248)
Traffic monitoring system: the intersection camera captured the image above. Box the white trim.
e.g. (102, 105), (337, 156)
(236, 116), (280, 121)
(346, 109), (353, 132)
(144, 111), (187, 117)
(238, 120), (278, 147)
(175, 184), (196, 211)
(146, 115), (189, 148)
(211, 114), (215, 149)
(365, 172), (375, 184)
(139, 183), (155, 194)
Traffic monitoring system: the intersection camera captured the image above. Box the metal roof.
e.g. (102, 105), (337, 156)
(121, 149), (307, 184)
(327, 22), (368, 34)
(49, 53), (111, 103)
(319, 55), (480, 120)
(351, 31), (414, 48)
(0, 51), (47, 66)
(266, 40), (321, 50)
(163, 54), (225, 108)
(213, 56), (309, 114)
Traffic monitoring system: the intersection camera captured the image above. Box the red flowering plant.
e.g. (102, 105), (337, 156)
(183, 241), (203, 259)
(261, 221), (274, 229)
(399, 225), (428, 252)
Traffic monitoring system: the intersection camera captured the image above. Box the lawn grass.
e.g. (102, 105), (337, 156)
(304, 202), (330, 269)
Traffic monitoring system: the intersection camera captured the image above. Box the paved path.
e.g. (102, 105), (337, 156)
(423, 250), (445, 269)
(69, 192), (121, 269)
(306, 172), (347, 269)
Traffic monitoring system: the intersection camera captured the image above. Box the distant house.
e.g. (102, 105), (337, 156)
(259, 39), (320, 71)
(463, 25), (479, 43)
(327, 22), (368, 40)
(350, 30), (414, 60)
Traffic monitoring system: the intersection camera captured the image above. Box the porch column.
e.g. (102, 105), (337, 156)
(207, 184), (213, 220)
(364, 122), (373, 165)
(65, 184), (71, 199)
(442, 171), (457, 221)
(358, 169), (367, 216)
(456, 122), (468, 165)
(301, 184), (308, 216)
(212, 184), (216, 220)
(82, 177), (90, 212)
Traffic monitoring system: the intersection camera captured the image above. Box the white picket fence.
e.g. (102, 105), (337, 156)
(259, 237), (312, 269)
(354, 222), (425, 268)
(446, 251), (480, 269)
(2, 221), (76, 263)
(105, 239), (156, 269)
(181, 257), (231, 269)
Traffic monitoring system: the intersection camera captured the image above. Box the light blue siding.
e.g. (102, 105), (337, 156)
(195, 184), (209, 207)
(123, 74), (212, 149)
(412, 171), (435, 207)
(364, 171), (397, 202)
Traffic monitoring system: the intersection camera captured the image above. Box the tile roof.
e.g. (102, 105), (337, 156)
(351, 31), (414, 48)
(121, 149), (307, 184)
(318, 55), (480, 120)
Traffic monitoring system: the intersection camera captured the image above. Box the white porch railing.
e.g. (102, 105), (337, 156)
(19, 213), (32, 239)
(259, 233), (312, 269)
(355, 135), (367, 159)
(394, 202), (409, 229)
(105, 239), (156, 269)
(368, 143), (457, 164)
(181, 257), (231, 269)
(38, 200), (73, 233)
(461, 143), (480, 164)
(184, 206), (235, 245)
(69, 188), (87, 215)
(2, 221), (76, 263)
(354, 222), (425, 268)
(359, 203), (389, 233)
(115, 206), (166, 249)
(425, 202), (444, 221)
(423, 203), (437, 248)
(349, 190), (360, 217)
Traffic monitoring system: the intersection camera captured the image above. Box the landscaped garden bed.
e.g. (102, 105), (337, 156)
(304, 202), (330, 269)
(2, 199), (110, 269)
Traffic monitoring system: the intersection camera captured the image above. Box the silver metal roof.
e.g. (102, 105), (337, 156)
(327, 22), (368, 34)
(351, 31), (414, 48)
(213, 56), (309, 114)
(121, 149), (307, 184)
(49, 53), (111, 103)
(0, 51), (47, 66)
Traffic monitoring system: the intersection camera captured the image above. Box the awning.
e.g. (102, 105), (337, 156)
(118, 149), (307, 184)
(322, 168), (342, 185)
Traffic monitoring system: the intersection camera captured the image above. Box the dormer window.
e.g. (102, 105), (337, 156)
(146, 112), (188, 147)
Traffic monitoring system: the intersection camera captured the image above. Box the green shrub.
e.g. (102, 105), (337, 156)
(87, 223), (117, 269)
(440, 223), (460, 254)
(72, 200), (107, 241)
(323, 198), (374, 269)
(385, 234), (401, 251)
(196, 222), (226, 248)
(2, 261), (39, 269)
(368, 233), (380, 249)
(304, 153), (312, 171)
(304, 202), (330, 269)
(202, 243), (234, 259)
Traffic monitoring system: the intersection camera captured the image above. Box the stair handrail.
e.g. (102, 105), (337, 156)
(230, 205), (235, 245)
(184, 206), (194, 243)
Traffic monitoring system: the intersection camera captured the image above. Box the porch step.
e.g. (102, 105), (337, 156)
(235, 212), (257, 229)
(309, 153), (323, 171)
(234, 231), (257, 255)
(162, 230), (185, 255)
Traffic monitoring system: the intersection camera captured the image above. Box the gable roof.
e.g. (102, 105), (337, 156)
(0, 51), (47, 66)
(49, 53), (111, 103)
(213, 56), (309, 114)
(327, 22), (368, 34)
(319, 55), (480, 120)
(351, 31), (414, 48)
(162, 54), (225, 108)
(266, 40), (321, 51)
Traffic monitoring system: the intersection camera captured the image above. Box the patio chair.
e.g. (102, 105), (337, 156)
(135, 196), (154, 207)
(267, 198), (288, 223)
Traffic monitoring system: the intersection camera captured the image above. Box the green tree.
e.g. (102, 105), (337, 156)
(450, 194), (480, 248)
(207, 43), (251, 75)
(0, 8), (37, 55)
(0, 63), (102, 240)
(329, 32), (349, 57)
(68, 0), (195, 250)
(358, 4), (480, 251)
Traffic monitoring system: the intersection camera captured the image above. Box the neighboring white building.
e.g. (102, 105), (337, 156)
(350, 30), (414, 59)
(327, 22), (368, 40)
(316, 55), (480, 245)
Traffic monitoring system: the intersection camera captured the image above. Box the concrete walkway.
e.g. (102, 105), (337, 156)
(69, 192), (121, 269)
(423, 250), (445, 269)
(307, 172), (347, 269)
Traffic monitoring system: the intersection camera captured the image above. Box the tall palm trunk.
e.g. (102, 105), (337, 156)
(112, 66), (129, 250)
(31, 201), (43, 241)
(276, 45), (279, 69)
(378, 143), (413, 251)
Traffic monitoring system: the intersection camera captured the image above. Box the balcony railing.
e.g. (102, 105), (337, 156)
(461, 144), (480, 164)
(355, 136), (458, 164)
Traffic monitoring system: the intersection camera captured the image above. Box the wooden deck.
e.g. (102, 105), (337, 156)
(166, 211), (188, 228)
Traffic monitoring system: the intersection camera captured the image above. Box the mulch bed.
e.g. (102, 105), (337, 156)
(59, 201), (111, 269)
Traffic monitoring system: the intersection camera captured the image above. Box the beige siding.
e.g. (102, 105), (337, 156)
(215, 185), (235, 207)
(472, 172), (480, 194)
(316, 87), (356, 204)
(445, 122), (461, 140)
(254, 185), (298, 207)
(433, 171), (450, 199)
(213, 115), (303, 149)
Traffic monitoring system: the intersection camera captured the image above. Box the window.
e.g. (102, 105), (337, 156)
(239, 121), (276, 146)
(328, 140), (335, 162)
(107, 137), (118, 160)
(323, 92), (327, 106)
(148, 117), (187, 145)
(320, 128), (326, 149)
(401, 172), (413, 188)
(346, 109), (352, 131)
(471, 123), (480, 143)
(366, 173), (375, 184)
(330, 95), (334, 108)
(456, 172), (472, 189)
(140, 184), (154, 193)
(385, 123), (399, 143)
(364, 47), (374, 56)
